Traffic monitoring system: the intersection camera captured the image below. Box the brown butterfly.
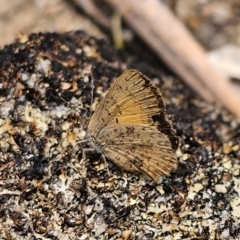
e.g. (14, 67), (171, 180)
(85, 69), (178, 182)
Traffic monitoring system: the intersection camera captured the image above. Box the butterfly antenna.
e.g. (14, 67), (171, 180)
(90, 66), (96, 116)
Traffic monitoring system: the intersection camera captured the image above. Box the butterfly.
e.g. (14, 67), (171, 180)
(84, 69), (178, 182)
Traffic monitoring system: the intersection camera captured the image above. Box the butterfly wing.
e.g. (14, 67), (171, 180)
(88, 69), (178, 150)
(97, 124), (178, 182)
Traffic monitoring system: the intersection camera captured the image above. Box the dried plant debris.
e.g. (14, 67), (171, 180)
(0, 31), (239, 239)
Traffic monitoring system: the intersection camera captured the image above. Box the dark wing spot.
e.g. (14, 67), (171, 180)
(126, 126), (135, 135)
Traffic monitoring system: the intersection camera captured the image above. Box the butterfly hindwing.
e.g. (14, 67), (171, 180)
(97, 124), (177, 181)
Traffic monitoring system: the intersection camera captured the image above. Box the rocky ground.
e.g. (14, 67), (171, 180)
(0, 1), (240, 239)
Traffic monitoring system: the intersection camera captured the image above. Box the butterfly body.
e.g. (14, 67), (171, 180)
(86, 69), (178, 182)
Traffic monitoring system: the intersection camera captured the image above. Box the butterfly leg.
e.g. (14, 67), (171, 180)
(82, 147), (95, 160)
(100, 154), (110, 177)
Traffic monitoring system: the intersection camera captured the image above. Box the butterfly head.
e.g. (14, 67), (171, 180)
(84, 134), (105, 155)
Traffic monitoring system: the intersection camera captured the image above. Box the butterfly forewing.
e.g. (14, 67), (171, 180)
(88, 70), (163, 135)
